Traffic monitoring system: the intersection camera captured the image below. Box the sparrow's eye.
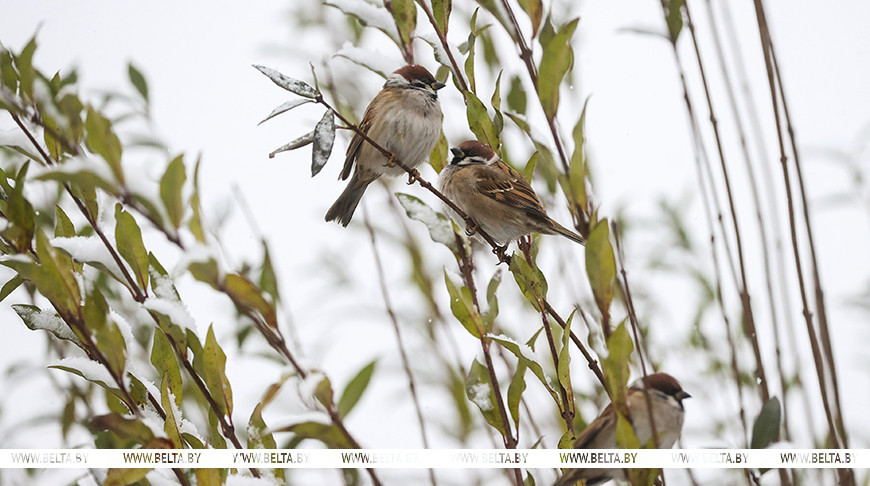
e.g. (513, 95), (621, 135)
(410, 80), (429, 90)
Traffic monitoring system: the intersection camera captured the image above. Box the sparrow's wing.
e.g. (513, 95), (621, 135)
(341, 101), (377, 181)
(474, 160), (549, 218)
(574, 402), (618, 449)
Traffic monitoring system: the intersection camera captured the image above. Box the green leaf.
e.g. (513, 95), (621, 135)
(189, 157), (206, 243)
(509, 252), (548, 311)
(159, 155), (186, 230)
(483, 268), (502, 328)
(259, 242), (279, 304)
(751, 397), (781, 449)
(224, 273), (278, 330)
(390, 0), (417, 48)
(253, 65), (317, 98)
(429, 131), (449, 174)
(564, 96), (591, 210)
(16, 36), (37, 100)
(464, 90), (499, 152)
(160, 374), (183, 448)
(557, 311), (574, 416)
(517, 0), (544, 38)
(104, 468), (152, 486)
(114, 204), (149, 290)
(396, 193), (457, 253)
(201, 324), (233, 417)
(84, 287), (127, 378)
(444, 270), (485, 338)
(151, 330), (183, 406)
(90, 413), (155, 443)
(5, 163), (35, 251)
(507, 360), (527, 428)
(536, 18), (579, 119)
(432, 0), (452, 33)
(1, 49), (18, 93)
(312, 110), (335, 176)
(54, 205), (76, 238)
(466, 358), (505, 435)
(602, 321), (633, 412)
(12, 303), (82, 347)
(506, 75), (527, 114)
(85, 106), (124, 183)
(276, 421), (352, 449)
(127, 62), (149, 102)
(0, 275), (24, 303)
(666, 0), (684, 42)
(337, 360), (378, 419)
(585, 221), (616, 322)
(491, 332), (560, 405)
(3, 231), (81, 321)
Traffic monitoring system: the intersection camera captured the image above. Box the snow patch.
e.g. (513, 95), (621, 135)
(48, 356), (117, 387)
(468, 383), (493, 411)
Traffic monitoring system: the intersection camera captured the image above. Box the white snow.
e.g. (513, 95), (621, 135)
(324, 0), (398, 41)
(14, 305), (80, 343)
(334, 42), (396, 78)
(143, 297), (196, 331)
(48, 356), (117, 387)
(50, 236), (129, 283)
(397, 193), (457, 250)
(467, 383), (494, 412)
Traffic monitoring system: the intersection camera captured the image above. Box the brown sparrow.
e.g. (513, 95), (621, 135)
(437, 140), (584, 245)
(555, 373), (691, 486)
(325, 65), (446, 226)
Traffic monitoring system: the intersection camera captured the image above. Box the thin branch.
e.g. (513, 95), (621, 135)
(362, 204), (438, 486)
(413, 0), (470, 92)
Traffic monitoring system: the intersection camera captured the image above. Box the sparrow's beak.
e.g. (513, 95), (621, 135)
(450, 147), (464, 158)
(433, 81), (447, 91)
(675, 391), (691, 401)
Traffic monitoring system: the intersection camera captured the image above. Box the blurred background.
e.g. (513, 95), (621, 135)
(1, 0), (869, 485)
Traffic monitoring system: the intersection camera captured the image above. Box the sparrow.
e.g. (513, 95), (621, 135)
(437, 140), (585, 245)
(325, 64), (446, 226)
(554, 373), (691, 486)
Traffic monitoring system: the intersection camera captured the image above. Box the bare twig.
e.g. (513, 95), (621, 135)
(362, 204), (438, 486)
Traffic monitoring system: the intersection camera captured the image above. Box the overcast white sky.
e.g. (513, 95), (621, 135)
(1, 0), (869, 484)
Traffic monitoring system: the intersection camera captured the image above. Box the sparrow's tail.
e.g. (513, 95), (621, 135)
(325, 173), (374, 227)
(548, 219), (586, 245)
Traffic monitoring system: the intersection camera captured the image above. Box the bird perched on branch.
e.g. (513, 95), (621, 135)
(554, 373), (690, 486)
(438, 140), (585, 245)
(325, 65), (445, 226)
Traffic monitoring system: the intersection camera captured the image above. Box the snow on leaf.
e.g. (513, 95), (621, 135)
(324, 0), (399, 42)
(252, 65), (317, 98)
(334, 43), (394, 78)
(144, 296), (196, 331)
(396, 193), (457, 252)
(12, 304), (81, 344)
(269, 131), (313, 159)
(51, 236), (128, 283)
(258, 98), (314, 125)
(49, 356), (117, 388)
(311, 110), (335, 177)
(468, 383), (494, 411)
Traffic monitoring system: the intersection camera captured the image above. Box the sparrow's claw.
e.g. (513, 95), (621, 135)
(493, 245), (511, 265)
(406, 169), (420, 185)
(464, 221), (479, 236)
(386, 154), (397, 167)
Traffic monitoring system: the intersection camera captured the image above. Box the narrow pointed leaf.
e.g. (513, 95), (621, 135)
(159, 155), (187, 230)
(269, 131), (314, 158)
(114, 204), (149, 290)
(258, 98), (313, 125)
(337, 360), (378, 419)
(751, 397), (781, 449)
(253, 65), (317, 98)
(311, 110), (335, 176)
